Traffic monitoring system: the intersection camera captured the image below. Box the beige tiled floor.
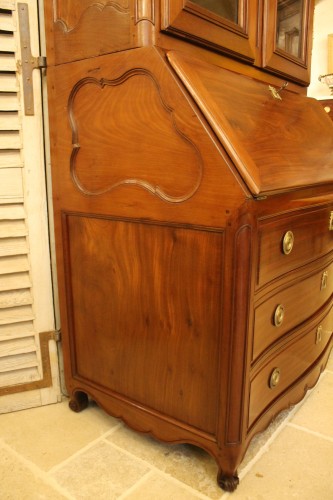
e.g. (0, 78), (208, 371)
(1, 352), (332, 500)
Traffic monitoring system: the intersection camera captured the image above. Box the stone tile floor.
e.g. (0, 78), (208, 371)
(0, 352), (332, 499)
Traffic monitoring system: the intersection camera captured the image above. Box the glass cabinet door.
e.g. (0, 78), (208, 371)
(276, 0), (305, 58)
(190, 0), (239, 23)
(262, 0), (313, 85)
(161, 0), (258, 64)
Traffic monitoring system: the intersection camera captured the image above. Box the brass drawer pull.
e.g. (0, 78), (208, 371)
(269, 367), (281, 388)
(321, 271), (328, 290)
(315, 325), (331, 344)
(273, 304), (285, 327)
(329, 211), (333, 231)
(282, 230), (294, 255)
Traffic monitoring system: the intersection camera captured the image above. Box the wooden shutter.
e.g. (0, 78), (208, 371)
(0, 0), (61, 412)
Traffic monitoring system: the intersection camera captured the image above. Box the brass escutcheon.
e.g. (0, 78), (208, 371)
(268, 81), (288, 100)
(282, 230), (294, 255)
(269, 367), (281, 388)
(274, 304), (285, 327)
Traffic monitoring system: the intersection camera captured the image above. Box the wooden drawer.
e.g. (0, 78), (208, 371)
(248, 308), (333, 428)
(253, 260), (333, 361)
(257, 206), (333, 289)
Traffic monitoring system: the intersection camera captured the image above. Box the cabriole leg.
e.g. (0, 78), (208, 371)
(69, 390), (89, 413)
(217, 469), (240, 492)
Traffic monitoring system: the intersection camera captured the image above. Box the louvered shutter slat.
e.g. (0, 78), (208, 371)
(0, 74), (18, 92)
(0, 150), (23, 168)
(0, 272), (31, 291)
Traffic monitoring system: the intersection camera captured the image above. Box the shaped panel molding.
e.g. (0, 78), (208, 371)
(52, 1), (133, 64)
(53, 0), (129, 32)
(68, 69), (203, 203)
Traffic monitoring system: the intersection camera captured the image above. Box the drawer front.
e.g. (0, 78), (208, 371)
(253, 261), (333, 360)
(249, 310), (333, 428)
(257, 206), (333, 288)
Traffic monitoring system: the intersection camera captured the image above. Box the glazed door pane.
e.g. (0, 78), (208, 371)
(190, 0), (239, 23)
(262, 0), (313, 85)
(161, 0), (257, 64)
(276, 0), (304, 58)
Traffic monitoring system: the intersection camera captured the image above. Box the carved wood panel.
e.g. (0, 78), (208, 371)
(68, 69), (203, 202)
(50, 0), (134, 64)
(53, 0), (129, 31)
(48, 47), (246, 227)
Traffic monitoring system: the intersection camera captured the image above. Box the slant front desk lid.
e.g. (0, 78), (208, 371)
(167, 51), (333, 196)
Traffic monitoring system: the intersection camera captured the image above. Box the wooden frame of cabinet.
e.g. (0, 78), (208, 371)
(43, 0), (333, 493)
(262, 0), (314, 84)
(161, 0), (258, 63)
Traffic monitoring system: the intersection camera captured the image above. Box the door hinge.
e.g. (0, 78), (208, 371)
(18, 3), (47, 116)
(34, 56), (47, 69)
(54, 329), (62, 342)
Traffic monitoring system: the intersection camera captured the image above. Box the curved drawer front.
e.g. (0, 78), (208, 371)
(249, 309), (333, 428)
(253, 261), (333, 360)
(257, 206), (333, 289)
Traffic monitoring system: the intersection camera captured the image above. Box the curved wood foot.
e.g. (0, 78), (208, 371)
(217, 470), (239, 492)
(69, 391), (89, 413)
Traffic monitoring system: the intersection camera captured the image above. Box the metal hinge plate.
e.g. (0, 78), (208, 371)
(18, 3), (47, 116)
(54, 329), (61, 342)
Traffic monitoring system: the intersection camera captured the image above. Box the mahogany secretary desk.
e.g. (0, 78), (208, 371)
(44, 0), (333, 491)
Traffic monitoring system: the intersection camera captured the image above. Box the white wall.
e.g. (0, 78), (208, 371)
(308, 0), (333, 98)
